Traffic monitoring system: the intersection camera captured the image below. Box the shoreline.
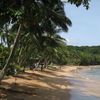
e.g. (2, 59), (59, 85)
(1, 65), (100, 100)
(68, 65), (100, 100)
(0, 66), (78, 100)
(1, 65), (99, 100)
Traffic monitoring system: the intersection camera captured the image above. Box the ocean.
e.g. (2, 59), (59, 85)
(67, 66), (100, 100)
(82, 66), (100, 80)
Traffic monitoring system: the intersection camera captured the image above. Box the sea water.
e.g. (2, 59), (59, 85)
(68, 66), (100, 100)
(82, 66), (100, 80)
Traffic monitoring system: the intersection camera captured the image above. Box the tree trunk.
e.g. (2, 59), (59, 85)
(22, 66), (26, 72)
(44, 58), (48, 68)
(0, 24), (21, 82)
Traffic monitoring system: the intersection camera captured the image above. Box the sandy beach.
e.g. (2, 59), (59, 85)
(0, 66), (77, 100)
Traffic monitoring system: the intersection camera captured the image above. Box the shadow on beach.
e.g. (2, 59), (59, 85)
(0, 68), (71, 100)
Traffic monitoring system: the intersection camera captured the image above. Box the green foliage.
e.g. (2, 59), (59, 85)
(0, 44), (9, 69)
(0, 0), (90, 76)
(62, 46), (100, 65)
(6, 64), (23, 76)
(67, 0), (90, 9)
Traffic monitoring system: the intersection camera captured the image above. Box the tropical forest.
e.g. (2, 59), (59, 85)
(0, 0), (100, 100)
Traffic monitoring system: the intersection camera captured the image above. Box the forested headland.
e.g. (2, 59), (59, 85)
(56, 45), (100, 66)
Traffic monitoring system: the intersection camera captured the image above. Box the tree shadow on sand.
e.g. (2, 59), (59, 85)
(0, 70), (71, 100)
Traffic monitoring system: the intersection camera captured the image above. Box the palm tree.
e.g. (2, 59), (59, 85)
(33, 32), (67, 70)
(67, 0), (90, 9)
(0, 0), (72, 80)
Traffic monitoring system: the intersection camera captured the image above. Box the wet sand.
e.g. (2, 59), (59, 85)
(67, 66), (100, 100)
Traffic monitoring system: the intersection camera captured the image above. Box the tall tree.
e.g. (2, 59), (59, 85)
(0, 0), (90, 80)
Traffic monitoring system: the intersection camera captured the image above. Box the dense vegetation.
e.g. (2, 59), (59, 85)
(0, 0), (90, 80)
(1, 44), (100, 71)
(56, 45), (100, 66)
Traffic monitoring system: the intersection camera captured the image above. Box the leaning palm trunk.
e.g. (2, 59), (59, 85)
(0, 24), (21, 82)
(44, 58), (48, 68)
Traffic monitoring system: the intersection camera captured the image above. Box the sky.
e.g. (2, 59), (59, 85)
(60, 0), (100, 46)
